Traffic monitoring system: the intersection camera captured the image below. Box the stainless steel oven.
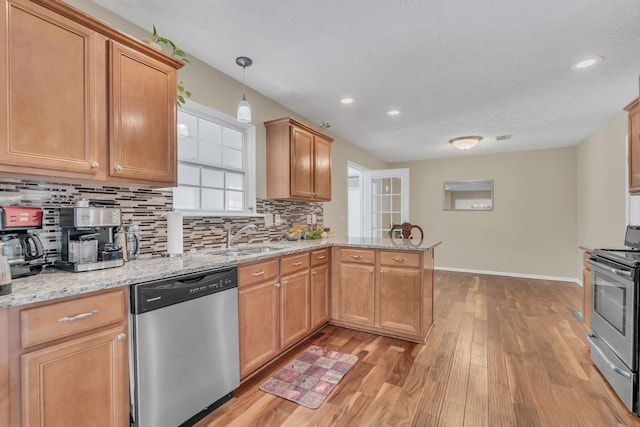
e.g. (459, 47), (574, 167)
(588, 225), (640, 415)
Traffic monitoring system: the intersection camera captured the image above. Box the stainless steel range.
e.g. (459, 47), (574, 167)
(588, 225), (640, 415)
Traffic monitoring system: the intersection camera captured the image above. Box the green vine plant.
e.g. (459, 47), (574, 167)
(146, 25), (192, 107)
(320, 122), (331, 131)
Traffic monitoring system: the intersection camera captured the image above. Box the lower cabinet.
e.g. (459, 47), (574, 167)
(310, 249), (330, 330)
(280, 269), (310, 348)
(8, 288), (128, 427)
(332, 247), (433, 342)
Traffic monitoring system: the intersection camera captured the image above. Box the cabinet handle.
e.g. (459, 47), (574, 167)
(283, 280), (288, 285)
(275, 283), (281, 288)
(58, 309), (98, 323)
(116, 333), (126, 341)
(392, 257), (406, 262)
(90, 161), (99, 169)
(251, 271), (265, 277)
(351, 255), (363, 260)
(114, 164), (122, 172)
(292, 261), (303, 266)
(316, 255), (326, 259)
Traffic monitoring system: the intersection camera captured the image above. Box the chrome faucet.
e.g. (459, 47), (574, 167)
(227, 224), (257, 248)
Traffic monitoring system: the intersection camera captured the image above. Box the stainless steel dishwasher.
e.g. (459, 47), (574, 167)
(129, 267), (239, 427)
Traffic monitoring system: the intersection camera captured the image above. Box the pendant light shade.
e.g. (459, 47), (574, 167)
(236, 56), (253, 123)
(449, 135), (483, 150)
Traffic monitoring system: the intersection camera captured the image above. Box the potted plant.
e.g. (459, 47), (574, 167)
(146, 25), (192, 107)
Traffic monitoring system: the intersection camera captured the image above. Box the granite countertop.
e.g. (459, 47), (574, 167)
(0, 237), (441, 308)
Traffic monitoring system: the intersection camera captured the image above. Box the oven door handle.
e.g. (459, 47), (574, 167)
(587, 333), (633, 379)
(591, 261), (633, 278)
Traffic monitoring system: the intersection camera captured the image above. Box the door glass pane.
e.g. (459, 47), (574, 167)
(381, 178), (392, 194)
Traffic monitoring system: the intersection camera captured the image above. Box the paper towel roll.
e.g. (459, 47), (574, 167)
(166, 211), (183, 255)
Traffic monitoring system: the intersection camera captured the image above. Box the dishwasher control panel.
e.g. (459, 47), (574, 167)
(131, 267), (237, 314)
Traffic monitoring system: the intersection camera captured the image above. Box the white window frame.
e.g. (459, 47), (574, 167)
(173, 100), (257, 217)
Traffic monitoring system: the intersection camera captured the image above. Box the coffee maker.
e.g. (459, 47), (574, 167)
(0, 206), (46, 278)
(55, 207), (124, 272)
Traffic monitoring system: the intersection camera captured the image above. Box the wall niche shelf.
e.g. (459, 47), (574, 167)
(443, 179), (493, 211)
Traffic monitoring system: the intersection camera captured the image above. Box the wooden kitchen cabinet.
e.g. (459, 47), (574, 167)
(279, 252), (310, 349)
(332, 247), (434, 342)
(0, 0), (102, 177)
(310, 249), (330, 330)
(7, 288), (128, 427)
(265, 117), (334, 201)
(109, 41), (177, 184)
(626, 98), (640, 193)
(0, 0), (182, 186)
(337, 250), (376, 326)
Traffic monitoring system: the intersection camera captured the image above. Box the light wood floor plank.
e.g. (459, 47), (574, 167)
(196, 271), (640, 427)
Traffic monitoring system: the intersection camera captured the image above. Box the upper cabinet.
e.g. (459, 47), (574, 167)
(0, 0), (182, 187)
(626, 98), (640, 193)
(265, 117), (333, 202)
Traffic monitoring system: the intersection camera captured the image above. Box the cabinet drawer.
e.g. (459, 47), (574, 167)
(20, 289), (126, 349)
(583, 251), (592, 271)
(238, 259), (279, 288)
(311, 249), (329, 266)
(281, 252), (310, 276)
(339, 249), (375, 264)
(380, 251), (421, 268)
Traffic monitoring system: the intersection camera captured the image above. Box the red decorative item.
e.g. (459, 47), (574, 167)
(389, 222), (423, 240)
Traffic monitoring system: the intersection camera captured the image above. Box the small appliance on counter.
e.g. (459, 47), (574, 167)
(0, 206), (46, 279)
(54, 207), (124, 272)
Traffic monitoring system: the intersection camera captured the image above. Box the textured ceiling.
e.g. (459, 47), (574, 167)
(92, 0), (640, 162)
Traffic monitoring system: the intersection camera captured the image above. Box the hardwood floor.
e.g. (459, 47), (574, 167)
(195, 271), (640, 426)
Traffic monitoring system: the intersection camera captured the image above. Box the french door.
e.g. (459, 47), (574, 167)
(362, 168), (409, 238)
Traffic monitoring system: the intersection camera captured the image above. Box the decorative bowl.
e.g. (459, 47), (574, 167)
(285, 233), (301, 241)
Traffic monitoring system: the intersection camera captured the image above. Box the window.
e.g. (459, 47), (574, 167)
(174, 101), (256, 216)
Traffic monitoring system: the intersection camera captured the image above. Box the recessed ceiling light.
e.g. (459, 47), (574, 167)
(572, 56), (603, 70)
(386, 109), (401, 116)
(340, 97), (356, 104)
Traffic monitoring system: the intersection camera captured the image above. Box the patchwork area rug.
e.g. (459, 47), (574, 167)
(259, 345), (359, 409)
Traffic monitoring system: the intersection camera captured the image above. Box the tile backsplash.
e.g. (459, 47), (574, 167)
(0, 179), (323, 259)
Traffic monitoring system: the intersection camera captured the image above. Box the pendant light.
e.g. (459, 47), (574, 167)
(449, 135), (483, 150)
(236, 56), (253, 123)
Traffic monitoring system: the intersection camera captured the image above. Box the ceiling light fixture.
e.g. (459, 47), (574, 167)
(341, 97), (356, 104)
(572, 56), (603, 70)
(449, 135), (483, 150)
(386, 109), (401, 116)
(236, 56), (253, 123)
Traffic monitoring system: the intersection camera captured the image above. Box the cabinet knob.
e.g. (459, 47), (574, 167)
(90, 161), (99, 169)
(275, 283), (281, 288)
(283, 280), (288, 285)
(114, 164), (123, 172)
(312, 271), (317, 275)
(369, 269), (373, 273)
(380, 270), (384, 275)
(116, 333), (126, 341)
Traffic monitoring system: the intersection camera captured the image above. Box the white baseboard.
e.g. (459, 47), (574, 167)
(435, 266), (581, 286)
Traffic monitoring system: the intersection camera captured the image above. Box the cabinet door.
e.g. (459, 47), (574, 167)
(280, 269), (310, 349)
(238, 279), (279, 378)
(338, 263), (375, 325)
(378, 267), (421, 335)
(109, 41), (177, 184)
(290, 126), (314, 199)
(629, 102), (640, 193)
(21, 325), (128, 427)
(310, 263), (330, 330)
(0, 0), (100, 175)
(314, 136), (332, 201)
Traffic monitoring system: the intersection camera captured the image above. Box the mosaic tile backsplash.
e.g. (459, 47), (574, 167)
(0, 179), (323, 259)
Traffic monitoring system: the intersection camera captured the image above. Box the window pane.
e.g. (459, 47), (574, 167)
(202, 168), (224, 188)
(199, 141), (222, 164)
(223, 147), (243, 169)
(201, 188), (224, 211)
(226, 190), (244, 211)
(226, 172), (244, 190)
(178, 163), (200, 186)
(223, 127), (243, 150)
(174, 186), (200, 210)
(200, 120), (222, 145)
(177, 111), (197, 137)
(178, 137), (198, 160)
